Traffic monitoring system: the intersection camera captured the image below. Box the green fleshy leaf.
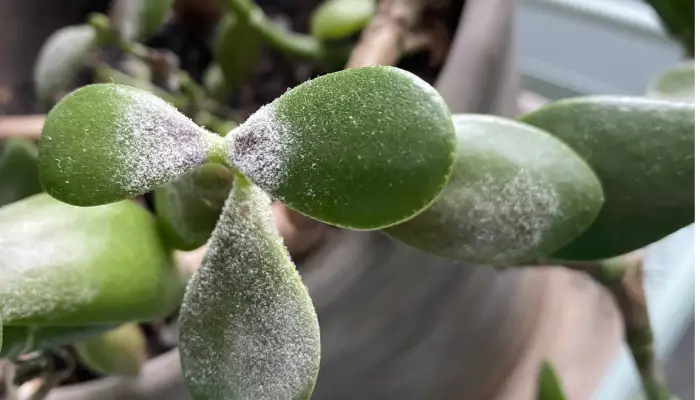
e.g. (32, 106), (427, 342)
(39, 83), (221, 206)
(384, 115), (604, 265)
(310, 0), (375, 41)
(520, 96), (695, 260)
(75, 323), (147, 377)
(112, 0), (173, 41)
(179, 177), (320, 400)
(155, 163), (234, 250)
(213, 14), (262, 90)
(34, 24), (99, 102)
(0, 139), (43, 207)
(225, 66), (456, 229)
(647, 61), (695, 103)
(538, 361), (568, 400)
(0, 193), (183, 326)
(0, 325), (113, 359)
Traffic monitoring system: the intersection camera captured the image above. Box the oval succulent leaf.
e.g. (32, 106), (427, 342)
(0, 325), (113, 359)
(225, 66), (456, 229)
(538, 361), (568, 400)
(111, 0), (174, 41)
(155, 163), (234, 251)
(34, 24), (99, 102)
(0, 139), (43, 207)
(0, 193), (183, 326)
(646, 61), (694, 103)
(39, 83), (220, 206)
(213, 14), (262, 90)
(75, 323), (147, 377)
(310, 0), (376, 41)
(179, 177), (320, 400)
(520, 96), (695, 260)
(384, 115), (603, 265)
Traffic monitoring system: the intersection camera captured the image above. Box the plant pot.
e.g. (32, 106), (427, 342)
(9, 1), (622, 399)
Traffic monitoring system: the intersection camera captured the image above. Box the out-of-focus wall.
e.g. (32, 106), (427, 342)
(516, 0), (684, 98)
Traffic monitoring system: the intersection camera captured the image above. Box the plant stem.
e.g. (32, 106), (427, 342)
(347, 0), (429, 67)
(86, 14), (237, 121)
(225, 0), (350, 65)
(538, 252), (670, 400)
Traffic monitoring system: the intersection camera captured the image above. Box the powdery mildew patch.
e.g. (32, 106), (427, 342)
(0, 215), (98, 323)
(108, 86), (213, 195)
(179, 180), (320, 400)
(225, 104), (291, 196)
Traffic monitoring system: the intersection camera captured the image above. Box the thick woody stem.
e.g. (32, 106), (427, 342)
(347, 0), (428, 68)
(609, 260), (670, 400)
(540, 251), (670, 400)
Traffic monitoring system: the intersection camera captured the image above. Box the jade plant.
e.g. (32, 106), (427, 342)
(0, 1), (694, 400)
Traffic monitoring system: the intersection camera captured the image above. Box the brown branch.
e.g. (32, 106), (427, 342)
(609, 258), (670, 400)
(346, 0), (428, 68)
(0, 115), (45, 140)
(532, 250), (670, 400)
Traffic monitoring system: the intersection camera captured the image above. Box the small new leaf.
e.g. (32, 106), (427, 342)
(75, 323), (147, 377)
(311, 0), (376, 41)
(155, 163), (234, 251)
(34, 24), (100, 102)
(520, 96), (695, 260)
(39, 84), (220, 206)
(0, 193), (183, 326)
(538, 361), (568, 400)
(385, 115), (604, 265)
(111, 0), (174, 42)
(0, 139), (43, 207)
(179, 177), (320, 400)
(213, 14), (262, 90)
(226, 66), (456, 229)
(646, 61), (694, 103)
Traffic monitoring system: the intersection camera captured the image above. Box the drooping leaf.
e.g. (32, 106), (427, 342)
(155, 163), (234, 250)
(39, 83), (222, 206)
(34, 24), (100, 102)
(520, 96), (694, 260)
(75, 323), (147, 377)
(0, 193), (183, 326)
(0, 325), (113, 359)
(111, 0), (174, 41)
(384, 115), (604, 265)
(179, 176), (320, 400)
(310, 0), (375, 41)
(0, 139), (43, 207)
(225, 66), (456, 229)
(537, 361), (568, 400)
(213, 14), (262, 90)
(647, 61), (695, 103)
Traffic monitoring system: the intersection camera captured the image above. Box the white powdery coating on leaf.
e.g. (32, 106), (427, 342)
(34, 25), (96, 99)
(179, 182), (320, 400)
(0, 215), (97, 322)
(440, 169), (561, 263)
(110, 86), (212, 195)
(225, 104), (291, 195)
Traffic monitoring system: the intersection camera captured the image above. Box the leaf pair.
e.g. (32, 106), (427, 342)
(387, 95), (694, 263)
(39, 66), (457, 231)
